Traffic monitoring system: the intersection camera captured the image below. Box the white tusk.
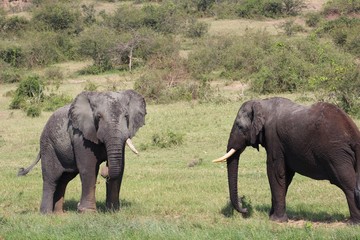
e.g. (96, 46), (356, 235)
(126, 138), (139, 155)
(212, 148), (237, 163)
(100, 165), (109, 178)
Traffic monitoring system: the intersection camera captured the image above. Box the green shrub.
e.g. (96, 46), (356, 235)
(26, 104), (42, 117)
(323, 0), (360, 15)
(282, 0), (306, 16)
(10, 75), (44, 110)
(318, 17), (360, 57)
(186, 20), (209, 38)
(44, 67), (64, 83)
(142, 3), (187, 34)
(76, 26), (118, 72)
(0, 46), (23, 67)
(22, 31), (71, 67)
(280, 20), (305, 36)
(43, 93), (72, 111)
(32, 2), (81, 32)
(0, 67), (22, 84)
(235, 0), (305, 18)
(151, 130), (184, 148)
(134, 71), (166, 102)
(84, 81), (98, 91)
(0, 16), (29, 34)
(305, 13), (321, 27)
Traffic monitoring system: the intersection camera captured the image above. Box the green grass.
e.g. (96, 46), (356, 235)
(1, 81), (360, 239)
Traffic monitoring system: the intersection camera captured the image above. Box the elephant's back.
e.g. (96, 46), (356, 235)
(40, 105), (74, 162)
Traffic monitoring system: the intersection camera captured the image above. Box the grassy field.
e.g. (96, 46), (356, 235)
(1, 75), (360, 239)
(2, 0), (360, 239)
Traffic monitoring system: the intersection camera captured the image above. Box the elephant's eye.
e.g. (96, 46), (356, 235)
(97, 113), (102, 119)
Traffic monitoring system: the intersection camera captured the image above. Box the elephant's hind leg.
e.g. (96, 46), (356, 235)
(40, 181), (57, 214)
(53, 172), (78, 213)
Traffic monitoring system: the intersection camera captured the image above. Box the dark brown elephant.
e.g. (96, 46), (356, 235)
(212, 97), (360, 223)
(18, 90), (146, 214)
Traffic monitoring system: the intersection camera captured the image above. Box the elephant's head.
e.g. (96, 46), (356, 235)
(69, 90), (146, 179)
(212, 100), (264, 215)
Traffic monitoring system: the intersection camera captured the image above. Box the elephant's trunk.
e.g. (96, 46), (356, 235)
(227, 149), (248, 214)
(106, 138), (126, 179)
(226, 123), (248, 214)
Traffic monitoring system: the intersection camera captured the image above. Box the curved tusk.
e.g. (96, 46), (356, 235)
(100, 165), (109, 178)
(212, 148), (237, 163)
(126, 138), (139, 155)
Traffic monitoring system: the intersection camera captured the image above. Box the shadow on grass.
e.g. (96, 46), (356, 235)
(256, 204), (347, 223)
(221, 202), (347, 223)
(63, 199), (133, 213)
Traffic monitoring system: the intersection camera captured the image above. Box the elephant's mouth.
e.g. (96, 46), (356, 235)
(212, 148), (237, 163)
(100, 138), (139, 178)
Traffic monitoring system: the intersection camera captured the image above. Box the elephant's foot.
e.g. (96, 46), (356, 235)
(77, 202), (97, 213)
(106, 201), (120, 212)
(269, 213), (288, 222)
(349, 217), (360, 225)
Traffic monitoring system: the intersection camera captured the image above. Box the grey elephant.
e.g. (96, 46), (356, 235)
(18, 90), (146, 214)
(212, 97), (360, 223)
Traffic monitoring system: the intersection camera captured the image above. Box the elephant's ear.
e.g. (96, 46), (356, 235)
(250, 102), (264, 147)
(69, 92), (99, 144)
(123, 90), (147, 138)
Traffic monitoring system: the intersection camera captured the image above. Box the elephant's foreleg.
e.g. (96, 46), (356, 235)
(267, 157), (289, 222)
(74, 138), (98, 212)
(77, 171), (97, 212)
(53, 172), (78, 213)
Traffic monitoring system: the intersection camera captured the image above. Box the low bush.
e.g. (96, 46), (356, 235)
(43, 93), (72, 111)
(0, 46), (24, 67)
(305, 12), (321, 27)
(0, 67), (22, 84)
(151, 130), (184, 148)
(186, 31), (360, 114)
(10, 75), (44, 110)
(323, 0), (360, 15)
(32, 2), (81, 32)
(0, 16), (29, 34)
(186, 20), (209, 38)
(318, 17), (360, 58)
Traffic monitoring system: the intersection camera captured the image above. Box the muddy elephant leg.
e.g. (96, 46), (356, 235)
(53, 172), (78, 213)
(267, 156), (289, 222)
(330, 165), (360, 223)
(40, 181), (57, 214)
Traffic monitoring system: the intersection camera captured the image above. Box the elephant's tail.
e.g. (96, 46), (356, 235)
(17, 152), (41, 176)
(354, 144), (360, 209)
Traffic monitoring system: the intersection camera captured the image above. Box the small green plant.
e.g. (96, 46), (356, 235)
(0, 67), (22, 83)
(0, 46), (23, 67)
(26, 104), (42, 117)
(151, 130), (184, 148)
(43, 94), (73, 111)
(84, 81), (98, 91)
(305, 13), (321, 27)
(241, 195), (253, 218)
(186, 20), (209, 38)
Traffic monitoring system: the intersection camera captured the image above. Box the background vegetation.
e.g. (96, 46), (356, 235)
(1, 0), (360, 238)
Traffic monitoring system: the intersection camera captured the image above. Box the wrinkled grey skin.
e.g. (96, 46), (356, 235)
(223, 97), (360, 223)
(18, 90), (146, 214)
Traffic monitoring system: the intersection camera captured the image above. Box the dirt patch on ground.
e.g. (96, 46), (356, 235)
(303, 0), (327, 13)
